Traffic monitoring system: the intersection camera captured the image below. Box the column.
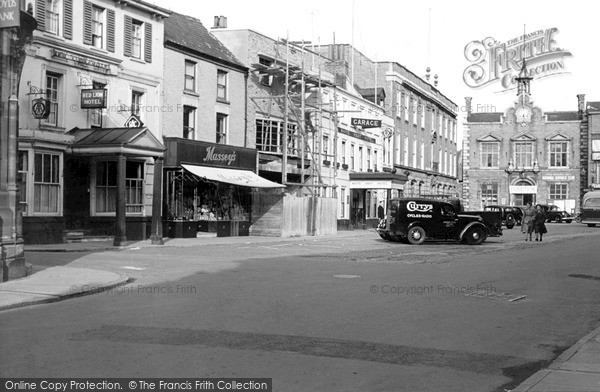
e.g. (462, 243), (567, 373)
(113, 154), (127, 246)
(150, 157), (163, 245)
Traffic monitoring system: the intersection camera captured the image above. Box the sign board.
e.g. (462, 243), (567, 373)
(32, 98), (51, 119)
(509, 185), (537, 194)
(351, 118), (382, 128)
(124, 114), (143, 128)
(0, 0), (20, 29)
(81, 89), (107, 109)
(351, 180), (403, 190)
(541, 174), (575, 181)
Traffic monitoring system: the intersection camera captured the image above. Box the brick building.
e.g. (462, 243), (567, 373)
(462, 64), (581, 213)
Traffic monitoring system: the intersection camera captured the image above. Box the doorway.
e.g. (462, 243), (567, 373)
(514, 193), (535, 206)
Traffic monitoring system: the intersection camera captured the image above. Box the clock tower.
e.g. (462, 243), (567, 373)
(515, 60), (533, 126)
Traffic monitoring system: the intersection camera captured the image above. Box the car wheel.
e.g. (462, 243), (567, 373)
(565, 220), (572, 224)
(555, 216), (562, 223)
(463, 226), (487, 245)
(407, 226), (426, 245)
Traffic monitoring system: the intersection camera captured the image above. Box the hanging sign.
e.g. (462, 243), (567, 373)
(32, 98), (51, 119)
(351, 118), (382, 128)
(81, 89), (107, 109)
(124, 114), (143, 128)
(0, 0), (19, 29)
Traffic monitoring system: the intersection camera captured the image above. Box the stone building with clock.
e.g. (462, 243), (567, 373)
(462, 63), (582, 214)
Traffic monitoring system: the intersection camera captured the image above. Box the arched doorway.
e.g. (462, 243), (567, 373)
(511, 178), (537, 206)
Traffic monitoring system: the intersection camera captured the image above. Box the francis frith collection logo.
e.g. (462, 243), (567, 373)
(463, 27), (572, 91)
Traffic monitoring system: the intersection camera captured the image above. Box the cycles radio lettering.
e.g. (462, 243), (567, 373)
(406, 201), (433, 213)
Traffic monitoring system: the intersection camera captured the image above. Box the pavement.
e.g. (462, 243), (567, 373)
(2, 229), (600, 391)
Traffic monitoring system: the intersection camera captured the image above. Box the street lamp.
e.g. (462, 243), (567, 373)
(505, 159), (540, 175)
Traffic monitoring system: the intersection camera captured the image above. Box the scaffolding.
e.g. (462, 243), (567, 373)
(250, 38), (338, 197)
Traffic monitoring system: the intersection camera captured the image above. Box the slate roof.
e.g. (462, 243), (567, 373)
(467, 113), (503, 123)
(164, 12), (246, 72)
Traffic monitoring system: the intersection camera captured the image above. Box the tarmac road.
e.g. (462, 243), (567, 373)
(3, 224), (600, 391)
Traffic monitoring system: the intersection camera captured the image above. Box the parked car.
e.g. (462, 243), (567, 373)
(376, 198), (503, 245)
(483, 205), (524, 229)
(580, 191), (600, 227)
(538, 204), (573, 223)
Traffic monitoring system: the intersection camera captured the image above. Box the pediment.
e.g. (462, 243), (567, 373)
(476, 133), (502, 142)
(544, 132), (571, 141)
(510, 132), (536, 141)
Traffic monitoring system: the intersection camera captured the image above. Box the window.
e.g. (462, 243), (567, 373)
(46, 0), (60, 35)
(420, 143), (425, 169)
(412, 99), (418, 125)
(131, 20), (143, 59)
(45, 72), (60, 126)
(90, 81), (105, 128)
(549, 183), (568, 200)
(131, 90), (143, 116)
(367, 148), (371, 171)
(549, 141), (567, 167)
(184, 61), (196, 92)
(95, 161), (144, 214)
(412, 139), (417, 167)
(216, 113), (227, 144)
(514, 142), (533, 168)
(374, 150), (378, 172)
(91, 5), (105, 49)
(481, 182), (498, 208)
(403, 136), (409, 166)
(350, 144), (355, 170)
(340, 187), (346, 218)
(341, 140), (346, 165)
(403, 94), (409, 121)
(420, 104), (425, 128)
(481, 142), (499, 168)
(217, 70), (227, 100)
(34, 153), (60, 213)
(183, 106), (196, 140)
(258, 56), (274, 86)
(322, 135), (329, 159)
(18, 151), (28, 214)
(359, 146), (363, 171)
(255, 119), (298, 155)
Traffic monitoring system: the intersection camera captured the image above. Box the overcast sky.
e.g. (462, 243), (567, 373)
(151, 0), (600, 121)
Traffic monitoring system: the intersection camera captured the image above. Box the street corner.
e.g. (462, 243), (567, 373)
(0, 266), (130, 312)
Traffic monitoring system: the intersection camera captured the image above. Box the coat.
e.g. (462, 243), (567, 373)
(521, 206), (535, 234)
(533, 210), (548, 234)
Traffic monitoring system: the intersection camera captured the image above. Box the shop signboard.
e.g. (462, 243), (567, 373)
(164, 138), (257, 170)
(81, 89), (107, 109)
(351, 118), (382, 128)
(0, 0), (19, 29)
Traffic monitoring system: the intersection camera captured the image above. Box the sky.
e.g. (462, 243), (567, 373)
(151, 0), (600, 123)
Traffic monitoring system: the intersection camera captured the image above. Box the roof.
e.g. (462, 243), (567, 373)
(587, 102), (600, 112)
(67, 127), (165, 157)
(546, 111), (579, 121)
(164, 12), (246, 71)
(355, 86), (386, 103)
(467, 113), (503, 122)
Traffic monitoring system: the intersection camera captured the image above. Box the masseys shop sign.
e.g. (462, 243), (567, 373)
(463, 27), (572, 90)
(164, 138), (257, 170)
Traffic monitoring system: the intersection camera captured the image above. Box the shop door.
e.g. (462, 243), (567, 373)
(351, 189), (365, 227)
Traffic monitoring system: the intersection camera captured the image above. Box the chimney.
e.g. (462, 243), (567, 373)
(577, 93), (586, 115)
(212, 16), (227, 29)
(465, 97), (472, 116)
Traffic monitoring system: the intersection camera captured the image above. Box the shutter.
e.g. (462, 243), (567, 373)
(107, 9), (115, 52)
(144, 22), (152, 63)
(123, 15), (132, 57)
(35, 0), (45, 31)
(83, 0), (92, 45)
(63, 0), (73, 39)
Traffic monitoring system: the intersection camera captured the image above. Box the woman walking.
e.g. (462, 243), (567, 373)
(533, 204), (548, 241)
(521, 202), (535, 241)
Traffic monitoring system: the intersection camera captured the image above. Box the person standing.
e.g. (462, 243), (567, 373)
(533, 204), (548, 241)
(377, 201), (385, 220)
(521, 202), (535, 241)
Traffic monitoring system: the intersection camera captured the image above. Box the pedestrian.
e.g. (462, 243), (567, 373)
(533, 204), (548, 241)
(378, 201), (385, 220)
(521, 202), (535, 241)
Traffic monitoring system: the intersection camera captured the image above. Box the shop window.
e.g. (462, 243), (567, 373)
(549, 183), (568, 200)
(216, 113), (228, 144)
(183, 106), (196, 140)
(217, 70), (227, 101)
(480, 182), (498, 208)
(184, 60), (196, 92)
(34, 152), (61, 214)
(94, 161), (144, 215)
(340, 187), (346, 218)
(549, 141), (568, 167)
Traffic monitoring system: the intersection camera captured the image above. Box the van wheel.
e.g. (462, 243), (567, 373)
(407, 226), (426, 245)
(464, 226), (487, 245)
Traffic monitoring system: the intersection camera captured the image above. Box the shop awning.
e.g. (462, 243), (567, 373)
(182, 164), (285, 188)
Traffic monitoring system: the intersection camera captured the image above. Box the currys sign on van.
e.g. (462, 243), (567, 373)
(406, 201), (433, 218)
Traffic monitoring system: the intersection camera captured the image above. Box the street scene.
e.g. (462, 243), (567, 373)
(2, 0), (600, 391)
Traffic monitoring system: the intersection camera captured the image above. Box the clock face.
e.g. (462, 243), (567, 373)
(515, 106), (532, 124)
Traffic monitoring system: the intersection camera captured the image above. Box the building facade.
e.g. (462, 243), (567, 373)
(19, 0), (170, 243)
(462, 67), (581, 213)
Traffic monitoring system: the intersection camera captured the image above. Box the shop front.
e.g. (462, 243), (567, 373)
(163, 138), (284, 238)
(348, 172), (408, 229)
